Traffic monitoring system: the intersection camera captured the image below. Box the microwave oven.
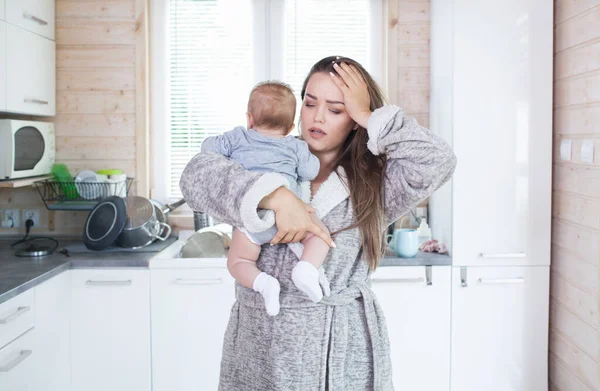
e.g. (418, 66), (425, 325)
(0, 120), (55, 180)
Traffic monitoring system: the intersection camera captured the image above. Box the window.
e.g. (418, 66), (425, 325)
(151, 0), (383, 202)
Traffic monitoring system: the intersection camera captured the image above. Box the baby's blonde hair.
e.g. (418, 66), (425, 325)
(247, 81), (296, 132)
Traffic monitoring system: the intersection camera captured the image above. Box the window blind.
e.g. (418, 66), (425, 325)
(167, 0), (374, 198)
(283, 0), (371, 123)
(168, 0), (254, 198)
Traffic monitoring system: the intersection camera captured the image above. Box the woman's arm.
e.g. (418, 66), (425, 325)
(179, 152), (289, 232)
(367, 105), (457, 224)
(329, 62), (457, 225)
(179, 152), (334, 246)
(259, 187), (333, 247)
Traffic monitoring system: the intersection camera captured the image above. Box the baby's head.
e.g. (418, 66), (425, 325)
(247, 81), (296, 136)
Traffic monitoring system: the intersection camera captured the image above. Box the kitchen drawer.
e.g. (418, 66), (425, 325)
(0, 328), (37, 390)
(5, 23), (55, 116)
(6, 0), (54, 40)
(0, 290), (34, 350)
(0, 21), (5, 111)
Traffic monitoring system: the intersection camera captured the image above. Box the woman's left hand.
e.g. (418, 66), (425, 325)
(330, 61), (372, 129)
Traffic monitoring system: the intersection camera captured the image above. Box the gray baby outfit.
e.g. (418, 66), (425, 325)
(201, 126), (320, 244)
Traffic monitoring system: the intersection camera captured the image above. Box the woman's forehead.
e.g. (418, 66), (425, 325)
(305, 72), (343, 101)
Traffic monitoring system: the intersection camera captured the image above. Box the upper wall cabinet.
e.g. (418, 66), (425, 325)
(6, 23), (56, 116)
(0, 0), (55, 116)
(430, 0), (553, 267)
(6, 0), (54, 40)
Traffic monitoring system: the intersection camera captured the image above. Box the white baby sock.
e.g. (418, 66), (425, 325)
(253, 272), (281, 316)
(292, 261), (323, 303)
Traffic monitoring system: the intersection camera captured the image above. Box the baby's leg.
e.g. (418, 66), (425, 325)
(292, 215), (330, 303)
(228, 228), (281, 316)
(227, 228), (261, 288)
(300, 213), (330, 269)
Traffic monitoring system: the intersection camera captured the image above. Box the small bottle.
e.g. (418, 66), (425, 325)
(417, 218), (432, 246)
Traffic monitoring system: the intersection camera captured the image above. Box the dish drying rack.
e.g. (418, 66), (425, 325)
(34, 178), (134, 210)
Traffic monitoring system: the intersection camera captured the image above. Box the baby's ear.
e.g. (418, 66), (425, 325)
(246, 112), (254, 129)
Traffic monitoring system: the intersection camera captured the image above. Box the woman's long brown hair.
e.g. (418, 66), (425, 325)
(301, 56), (388, 270)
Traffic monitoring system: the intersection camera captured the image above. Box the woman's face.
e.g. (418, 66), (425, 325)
(300, 72), (357, 156)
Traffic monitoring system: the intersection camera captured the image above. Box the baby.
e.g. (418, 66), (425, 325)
(201, 81), (331, 316)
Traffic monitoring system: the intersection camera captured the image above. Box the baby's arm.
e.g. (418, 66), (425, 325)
(201, 126), (245, 157)
(296, 141), (320, 181)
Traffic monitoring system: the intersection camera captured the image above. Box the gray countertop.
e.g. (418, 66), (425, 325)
(0, 236), (452, 306)
(0, 237), (177, 305)
(381, 249), (452, 267)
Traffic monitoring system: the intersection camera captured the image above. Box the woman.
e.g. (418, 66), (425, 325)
(180, 56), (457, 390)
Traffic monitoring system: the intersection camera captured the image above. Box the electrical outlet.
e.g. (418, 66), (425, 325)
(23, 209), (40, 228)
(2, 208), (20, 228)
(581, 140), (595, 163)
(560, 139), (572, 161)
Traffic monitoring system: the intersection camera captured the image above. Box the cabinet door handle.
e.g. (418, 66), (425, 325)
(85, 280), (132, 286)
(478, 278), (525, 285)
(372, 277), (425, 284)
(24, 98), (49, 105)
(0, 350), (32, 372)
(460, 267), (468, 287)
(478, 252), (526, 259)
(0, 306), (31, 324)
(22, 13), (48, 26)
(174, 278), (223, 285)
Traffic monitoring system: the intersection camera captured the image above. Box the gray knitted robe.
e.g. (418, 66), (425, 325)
(179, 105), (457, 391)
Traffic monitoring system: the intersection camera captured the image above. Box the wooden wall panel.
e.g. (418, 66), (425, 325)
(56, 1), (136, 21)
(550, 329), (599, 388)
(386, 0), (430, 141)
(554, 7), (600, 52)
(0, 0), (141, 234)
(551, 1), (600, 389)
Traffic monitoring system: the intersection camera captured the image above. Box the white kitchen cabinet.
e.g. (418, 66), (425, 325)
(0, 21), (6, 111)
(0, 329), (38, 391)
(0, 289), (34, 350)
(430, 0), (552, 267)
(0, 0), (5, 20)
(151, 267), (236, 391)
(6, 0), (54, 40)
(371, 266), (451, 391)
(5, 23), (56, 116)
(33, 271), (70, 391)
(450, 266), (549, 391)
(71, 269), (151, 391)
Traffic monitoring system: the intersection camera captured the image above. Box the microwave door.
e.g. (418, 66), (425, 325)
(14, 126), (45, 172)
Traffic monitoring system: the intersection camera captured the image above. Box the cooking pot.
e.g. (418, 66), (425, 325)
(116, 196), (171, 249)
(150, 198), (186, 234)
(178, 224), (232, 258)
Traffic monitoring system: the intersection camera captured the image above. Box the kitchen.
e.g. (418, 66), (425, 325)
(0, 0), (595, 390)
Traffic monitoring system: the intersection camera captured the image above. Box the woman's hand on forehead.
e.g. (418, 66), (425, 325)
(329, 61), (372, 129)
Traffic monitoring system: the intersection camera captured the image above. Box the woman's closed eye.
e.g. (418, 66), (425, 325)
(304, 102), (340, 114)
